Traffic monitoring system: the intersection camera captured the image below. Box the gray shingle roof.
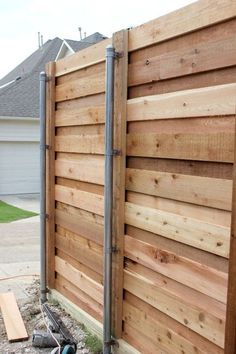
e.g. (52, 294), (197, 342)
(0, 33), (106, 118)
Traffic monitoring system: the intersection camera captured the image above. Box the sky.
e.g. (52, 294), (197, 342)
(0, 0), (195, 79)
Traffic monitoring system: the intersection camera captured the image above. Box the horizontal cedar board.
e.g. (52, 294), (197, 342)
(55, 155), (104, 185)
(57, 62), (105, 86)
(55, 274), (102, 322)
(124, 270), (224, 347)
(55, 38), (111, 76)
(55, 184), (104, 216)
(57, 247), (103, 285)
(126, 226), (229, 273)
(56, 124), (104, 137)
(127, 83), (236, 121)
(55, 209), (103, 246)
(55, 72), (105, 102)
(126, 132), (234, 162)
(56, 177), (104, 196)
(123, 301), (217, 354)
(129, 66), (236, 99)
(124, 234), (227, 303)
(128, 0), (236, 51)
(55, 104), (105, 127)
(55, 232), (103, 275)
(127, 157), (233, 180)
(128, 35), (236, 86)
(55, 256), (103, 304)
(0, 292), (28, 342)
(56, 92), (104, 111)
(124, 293), (224, 354)
(55, 134), (104, 154)
(126, 192), (230, 233)
(125, 259), (226, 319)
(128, 117), (234, 135)
(123, 322), (168, 354)
(125, 202), (230, 258)
(56, 200), (104, 226)
(126, 168), (232, 210)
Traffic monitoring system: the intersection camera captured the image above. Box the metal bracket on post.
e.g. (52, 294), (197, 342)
(114, 51), (124, 59)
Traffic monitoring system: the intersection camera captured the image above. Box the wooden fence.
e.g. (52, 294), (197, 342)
(45, 1), (236, 353)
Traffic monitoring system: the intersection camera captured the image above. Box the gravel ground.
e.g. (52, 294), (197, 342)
(0, 281), (97, 354)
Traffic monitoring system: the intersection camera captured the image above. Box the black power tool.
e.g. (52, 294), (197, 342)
(32, 303), (77, 354)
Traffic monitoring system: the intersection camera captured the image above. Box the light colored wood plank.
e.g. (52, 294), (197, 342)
(125, 260), (226, 319)
(125, 202), (230, 258)
(124, 292), (224, 354)
(0, 292), (28, 342)
(45, 61), (56, 289)
(56, 200), (104, 226)
(127, 83), (236, 121)
(124, 270), (225, 347)
(55, 256), (103, 304)
(225, 108), (236, 353)
(55, 134), (104, 154)
(126, 132), (234, 162)
(56, 177), (104, 196)
(55, 274), (103, 322)
(55, 209), (103, 246)
(55, 184), (104, 216)
(57, 62), (105, 85)
(123, 301), (215, 354)
(129, 35), (236, 86)
(122, 322), (167, 354)
(56, 247), (103, 285)
(126, 168), (232, 210)
(55, 72), (105, 102)
(126, 225), (228, 274)
(128, 0), (236, 51)
(55, 38), (111, 77)
(124, 234), (227, 303)
(112, 29), (128, 338)
(55, 104), (105, 127)
(55, 155), (104, 185)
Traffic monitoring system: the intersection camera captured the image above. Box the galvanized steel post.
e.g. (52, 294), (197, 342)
(103, 45), (116, 354)
(39, 71), (47, 303)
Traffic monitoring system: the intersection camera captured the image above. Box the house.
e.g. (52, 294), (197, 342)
(0, 33), (106, 195)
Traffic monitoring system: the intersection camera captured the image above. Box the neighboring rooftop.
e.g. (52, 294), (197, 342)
(0, 33), (106, 118)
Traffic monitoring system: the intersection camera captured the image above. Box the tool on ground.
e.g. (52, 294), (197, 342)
(32, 303), (77, 353)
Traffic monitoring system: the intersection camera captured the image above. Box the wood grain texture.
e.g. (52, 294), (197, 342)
(124, 234), (227, 302)
(111, 29), (128, 338)
(128, 0), (236, 51)
(55, 104), (105, 127)
(55, 256), (103, 304)
(225, 107), (236, 353)
(126, 132), (234, 162)
(55, 274), (103, 322)
(55, 38), (111, 77)
(127, 83), (236, 121)
(124, 292), (224, 354)
(55, 154), (104, 185)
(125, 202), (230, 257)
(55, 72), (105, 102)
(0, 292), (28, 342)
(126, 168), (232, 210)
(55, 134), (104, 154)
(124, 270), (225, 347)
(55, 184), (104, 216)
(55, 208), (103, 246)
(129, 35), (236, 86)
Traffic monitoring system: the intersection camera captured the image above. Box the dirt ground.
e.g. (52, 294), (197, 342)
(0, 280), (100, 354)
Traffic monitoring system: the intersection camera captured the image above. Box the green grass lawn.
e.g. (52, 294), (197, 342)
(0, 201), (38, 223)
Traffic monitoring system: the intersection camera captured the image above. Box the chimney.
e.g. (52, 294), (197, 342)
(38, 32), (41, 48)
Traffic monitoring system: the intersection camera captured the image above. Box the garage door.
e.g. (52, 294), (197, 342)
(0, 141), (40, 195)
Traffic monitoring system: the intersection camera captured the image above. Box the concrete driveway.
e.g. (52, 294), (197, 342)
(0, 194), (40, 299)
